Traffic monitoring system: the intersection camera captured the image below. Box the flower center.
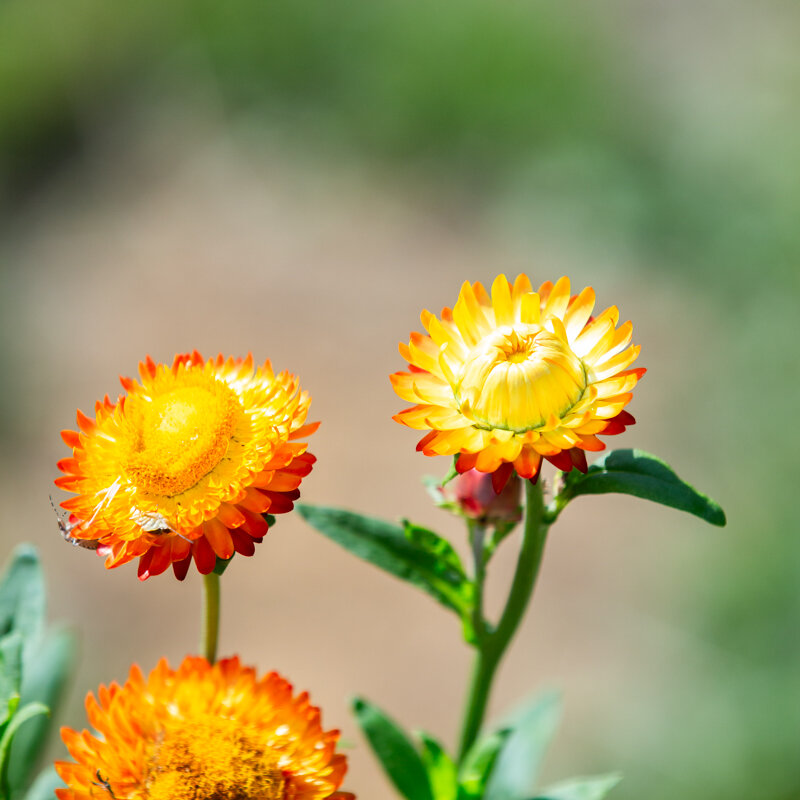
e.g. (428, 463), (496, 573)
(125, 378), (239, 497)
(454, 324), (586, 432)
(146, 718), (285, 800)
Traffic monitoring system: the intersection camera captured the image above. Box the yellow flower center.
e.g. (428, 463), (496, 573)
(125, 377), (239, 497)
(146, 718), (285, 800)
(454, 325), (586, 432)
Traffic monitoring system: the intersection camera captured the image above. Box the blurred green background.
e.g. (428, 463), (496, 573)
(1, 1), (799, 798)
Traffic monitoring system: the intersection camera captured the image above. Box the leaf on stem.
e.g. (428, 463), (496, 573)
(0, 546), (45, 645)
(0, 633), (23, 727)
(457, 727), (511, 800)
(559, 449), (726, 526)
(484, 690), (562, 800)
(418, 731), (458, 800)
(352, 697), (433, 800)
(8, 628), (77, 795)
(530, 773), (622, 800)
(297, 505), (472, 617)
(0, 702), (49, 795)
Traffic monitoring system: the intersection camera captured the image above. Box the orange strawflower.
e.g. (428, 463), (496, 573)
(56, 656), (354, 800)
(391, 275), (644, 485)
(56, 351), (318, 579)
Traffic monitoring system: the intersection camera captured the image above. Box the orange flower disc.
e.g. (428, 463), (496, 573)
(55, 656), (354, 800)
(391, 275), (645, 481)
(56, 351), (319, 579)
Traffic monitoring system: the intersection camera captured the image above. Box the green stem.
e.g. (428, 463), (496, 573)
(202, 571), (221, 664)
(457, 479), (549, 762)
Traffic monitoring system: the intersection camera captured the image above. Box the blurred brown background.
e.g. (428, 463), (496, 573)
(1, 1), (799, 798)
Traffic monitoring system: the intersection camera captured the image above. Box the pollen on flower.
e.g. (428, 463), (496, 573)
(125, 378), (240, 497)
(146, 718), (285, 800)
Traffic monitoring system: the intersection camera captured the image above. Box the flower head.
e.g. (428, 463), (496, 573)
(56, 656), (354, 800)
(391, 275), (644, 481)
(56, 351), (318, 580)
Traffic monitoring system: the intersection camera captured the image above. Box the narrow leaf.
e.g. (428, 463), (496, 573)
(458, 728), (511, 800)
(298, 505), (472, 616)
(352, 697), (433, 800)
(24, 767), (64, 800)
(8, 629), (77, 794)
(0, 633), (24, 726)
(0, 547), (45, 643)
(418, 731), (458, 800)
(532, 773), (622, 800)
(0, 702), (49, 793)
(485, 690), (562, 800)
(561, 449), (726, 526)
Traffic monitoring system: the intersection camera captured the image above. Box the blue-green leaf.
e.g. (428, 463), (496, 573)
(0, 702), (49, 795)
(8, 628), (77, 795)
(24, 767), (64, 800)
(485, 690), (562, 800)
(352, 697), (433, 800)
(0, 632), (23, 727)
(298, 505), (472, 616)
(560, 449), (726, 526)
(0, 547), (45, 644)
(418, 731), (458, 800)
(458, 728), (511, 800)
(531, 773), (622, 800)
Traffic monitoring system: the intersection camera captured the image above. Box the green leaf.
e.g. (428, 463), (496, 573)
(0, 702), (49, 795)
(24, 767), (64, 800)
(8, 628), (77, 795)
(0, 546), (45, 644)
(458, 728), (511, 800)
(0, 633), (23, 727)
(418, 731), (458, 800)
(403, 521), (467, 580)
(560, 449), (726, 526)
(297, 505), (472, 616)
(352, 696), (433, 800)
(531, 773), (622, 800)
(485, 690), (562, 800)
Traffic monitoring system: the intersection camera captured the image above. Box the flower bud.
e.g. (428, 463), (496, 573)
(445, 468), (522, 525)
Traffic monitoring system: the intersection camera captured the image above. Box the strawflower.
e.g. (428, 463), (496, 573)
(391, 275), (644, 484)
(56, 656), (354, 800)
(56, 351), (318, 580)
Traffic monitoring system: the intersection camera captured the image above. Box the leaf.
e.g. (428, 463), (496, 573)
(0, 633), (24, 727)
(418, 731), (458, 800)
(458, 728), (511, 800)
(352, 696), (433, 800)
(0, 702), (49, 795)
(531, 773), (622, 800)
(297, 505), (472, 616)
(485, 690), (562, 800)
(0, 546), (45, 644)
(24, 767), (64, 800)
(8, 628), (77, 795)
(403, 521), (467, 580)
(560, 449), (726, 526)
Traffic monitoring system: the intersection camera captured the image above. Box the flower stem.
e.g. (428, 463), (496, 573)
(457, 479), (548, 761)
(202, 571), (221, 664)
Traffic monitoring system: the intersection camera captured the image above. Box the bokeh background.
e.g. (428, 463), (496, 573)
(2, 1), (799, 797)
